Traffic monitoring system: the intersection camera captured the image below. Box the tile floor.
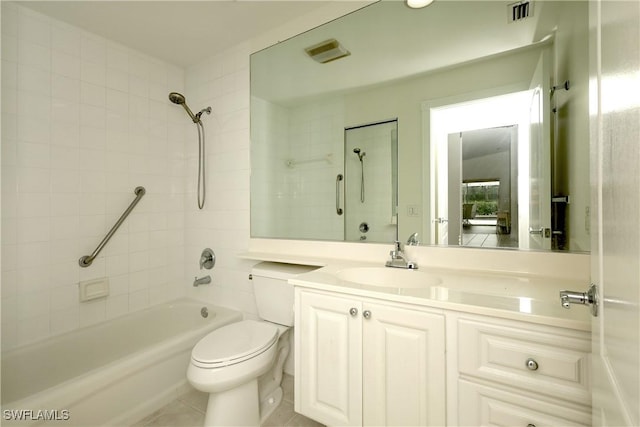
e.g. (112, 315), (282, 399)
(132, 374), (324, 427)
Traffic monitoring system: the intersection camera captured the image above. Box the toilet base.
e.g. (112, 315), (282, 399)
(204, 379), (259, 427)
(259, 386), (283, 424)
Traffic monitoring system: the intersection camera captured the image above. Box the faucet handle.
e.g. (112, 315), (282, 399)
(200, 248), (215, 270)
(393, 240), (403, 251)
(406, 232), (419, 246)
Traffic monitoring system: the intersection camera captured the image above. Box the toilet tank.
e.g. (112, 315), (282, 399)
(252, 262), (319, 326)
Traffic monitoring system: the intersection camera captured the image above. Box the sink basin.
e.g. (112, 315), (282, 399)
(336, 267), (441, 288)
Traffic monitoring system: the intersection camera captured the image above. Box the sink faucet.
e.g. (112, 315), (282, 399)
(406, 232), (419, 246)
(385, 240), (418, 269)
(193, 275), (211, 287)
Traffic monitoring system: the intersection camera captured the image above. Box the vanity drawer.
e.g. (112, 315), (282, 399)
(458, 379), (591, 426)
(457, 318), (590, 404)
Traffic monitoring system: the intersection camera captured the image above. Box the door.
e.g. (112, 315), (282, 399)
(445, 133), (462, 245)
(527, 49), (552, 250)
(362, 303), (445, 426)
(295, 290), (362, 426)
(590, 1), (640, 425)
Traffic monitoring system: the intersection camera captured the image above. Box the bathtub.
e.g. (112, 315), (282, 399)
(1, 299), (242, 426)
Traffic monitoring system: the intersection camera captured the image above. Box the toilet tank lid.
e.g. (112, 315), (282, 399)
(251, 262), (319, 280)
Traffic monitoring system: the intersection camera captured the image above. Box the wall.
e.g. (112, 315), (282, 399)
(344, 47), (541, 244)
(1, 3), (187, 350)
(181, 42), (258, 318)
(552, 1), (590, 251)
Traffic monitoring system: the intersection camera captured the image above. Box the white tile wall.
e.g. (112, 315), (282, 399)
(0, 2), (358, 352)
(183, 43), (258, 319)
(1, 3), (188, 349)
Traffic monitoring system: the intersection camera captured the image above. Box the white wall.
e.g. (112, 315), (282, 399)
(1, 3), (187, 350)
(181, 42), (259, 318)
(552, 1), (590, 251)
(0, 0), (369, 351)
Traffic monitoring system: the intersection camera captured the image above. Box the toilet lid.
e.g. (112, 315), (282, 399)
(191, 320), (279, 368)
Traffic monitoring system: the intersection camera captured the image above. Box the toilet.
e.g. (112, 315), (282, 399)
(187, 262), (317, 427)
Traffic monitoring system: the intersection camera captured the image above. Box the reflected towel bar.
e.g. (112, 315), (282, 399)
(79, 186), (146, 267)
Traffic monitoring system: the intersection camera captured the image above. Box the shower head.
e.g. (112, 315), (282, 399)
(168, 92), (199, 123)
(168, 92), (186, 105)
(353, 148), (360, 154)
(353, 147), (366, 161)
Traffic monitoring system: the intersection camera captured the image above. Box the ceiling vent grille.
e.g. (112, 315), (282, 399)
(305, 39), (350, 64)
(508, 1), (533, 23)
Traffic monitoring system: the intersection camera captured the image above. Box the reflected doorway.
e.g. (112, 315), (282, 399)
(447, 126), (519, 249)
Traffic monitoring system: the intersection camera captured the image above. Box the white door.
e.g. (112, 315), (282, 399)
(295, 290), (362, 426)
(362, 303), (446, 426)
(590, 0), (640, 425)
(527, 49), (552, 250)
(446, 133), (462, 246)
(433, 133), (457, 246)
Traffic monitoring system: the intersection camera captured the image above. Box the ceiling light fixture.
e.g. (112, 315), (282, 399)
(405, 0), (435, 9)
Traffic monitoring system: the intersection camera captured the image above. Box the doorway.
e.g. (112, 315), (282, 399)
(425, 90), (534, 248)
(454, 126), (519, 249)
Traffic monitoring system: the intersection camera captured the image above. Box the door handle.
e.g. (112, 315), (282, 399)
(432, 217), (448, 224)
(336, 174), (343, 215)
(559, 283), (598, 317)
(529, 227), (543, 235)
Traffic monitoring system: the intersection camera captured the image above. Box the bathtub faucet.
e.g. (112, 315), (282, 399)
(193, 275), (211, 287)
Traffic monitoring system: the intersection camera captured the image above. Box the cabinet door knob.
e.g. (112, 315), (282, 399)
(363, 310), (371, 319)
(349, 307), (358, 317)
(526, 358), (539, 371)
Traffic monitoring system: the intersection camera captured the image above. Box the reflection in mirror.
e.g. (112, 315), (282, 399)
(444, 126), (519, 249)
(250, 0), (590, 252)
(344, 120), (398, 243)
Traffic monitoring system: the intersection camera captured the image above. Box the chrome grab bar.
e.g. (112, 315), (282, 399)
(79, 186), (146, 267)
(336, 174), (343, 215)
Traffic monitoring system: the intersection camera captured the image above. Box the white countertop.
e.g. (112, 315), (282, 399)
(287, 261), (592, 332)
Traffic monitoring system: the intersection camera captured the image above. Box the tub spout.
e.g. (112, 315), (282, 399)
(193, 275), (211, 287)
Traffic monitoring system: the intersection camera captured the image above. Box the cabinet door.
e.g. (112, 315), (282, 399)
(295, 290), (363, 426)
(458, 379), (591, 426)
(362, 303), (445, 426)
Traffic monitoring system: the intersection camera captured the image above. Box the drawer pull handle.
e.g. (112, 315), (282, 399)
(526, 358), (539, 371)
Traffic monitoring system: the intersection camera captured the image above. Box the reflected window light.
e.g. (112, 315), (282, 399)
(519, 297), (532, 313)
(602, 72), (640, 113)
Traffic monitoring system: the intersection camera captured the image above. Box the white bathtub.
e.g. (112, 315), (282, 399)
(1, 299), (242, 426)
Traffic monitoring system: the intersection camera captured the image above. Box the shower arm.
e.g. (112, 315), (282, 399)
(79, 187), (146, 267)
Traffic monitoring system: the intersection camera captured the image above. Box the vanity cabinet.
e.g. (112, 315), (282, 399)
(294, 289), (446, 427)
(450, 313), (592, 426)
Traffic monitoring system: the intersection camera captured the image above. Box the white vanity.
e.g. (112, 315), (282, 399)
(288, 262), (591, 427)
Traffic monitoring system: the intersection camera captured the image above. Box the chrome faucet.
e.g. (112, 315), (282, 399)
(385, 240), (418, 269)
(406, 232), (419, 246)
(193, 275), (211, 287)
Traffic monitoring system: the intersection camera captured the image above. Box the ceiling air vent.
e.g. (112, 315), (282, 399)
(305, 39), (350, 64)
(508, 0), (533, 23)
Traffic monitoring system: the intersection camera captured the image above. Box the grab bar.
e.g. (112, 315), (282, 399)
(336, 174), (344, 215)
(79, 186), (146, 267)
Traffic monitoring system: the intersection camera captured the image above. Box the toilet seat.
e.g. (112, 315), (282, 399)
(191, 320), (279, 368)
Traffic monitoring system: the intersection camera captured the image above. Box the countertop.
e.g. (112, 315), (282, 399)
(288, 261), (592, 331)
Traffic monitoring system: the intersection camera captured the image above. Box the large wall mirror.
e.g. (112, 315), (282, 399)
(250, 0), (590, 253)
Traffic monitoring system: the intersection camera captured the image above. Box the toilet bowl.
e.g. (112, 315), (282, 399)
(187, 262), (318, 427)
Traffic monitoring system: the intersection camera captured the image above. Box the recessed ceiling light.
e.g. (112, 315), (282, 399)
(406, 0), (435, 9)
